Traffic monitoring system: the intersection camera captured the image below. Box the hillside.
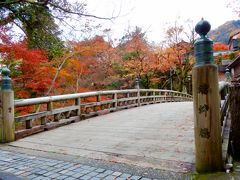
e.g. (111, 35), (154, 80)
(209, 20), (240, 44)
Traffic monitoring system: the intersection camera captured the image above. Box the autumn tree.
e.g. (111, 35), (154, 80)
(154, 20), (194, 92)
(213, 42), (239, 66)
(213, 42), (228, 51)
(0, 39), (52, 98)
(48, 35), (117, 94)
(116, 27), (156, 88)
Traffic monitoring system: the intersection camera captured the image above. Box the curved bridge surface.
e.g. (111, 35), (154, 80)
(9, 101), (194, 173)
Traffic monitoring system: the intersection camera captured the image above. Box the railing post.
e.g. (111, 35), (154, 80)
(47, 101), (54, 121)
(75, 97), (81, 117)
(170, 92), (172, 102)
(0, 67), (15, 143)
(192, 19), (222, 172)
(113, 93), (118, 109)
(153, 91), (156, 103)
(135, 78), (141, 106)
(95, 95), (100, 111)
(47, 102), (53, 111)
(137, 89), (140, 106)
(96, 95), (101, 102)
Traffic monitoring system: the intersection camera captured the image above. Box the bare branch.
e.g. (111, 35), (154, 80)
(46, 53), (75, 96)
(0, 13), (15, 26)
(48, 2), (115, 20)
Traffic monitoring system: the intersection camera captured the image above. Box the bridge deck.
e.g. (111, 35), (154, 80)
(8, 102), (195, 173)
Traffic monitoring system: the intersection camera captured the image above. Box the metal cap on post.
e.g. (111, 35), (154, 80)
(1, 67), (12, 90)
(192, 19), (223, 172)
(225, 68), (231, 82)
(194, 19), (213, 65)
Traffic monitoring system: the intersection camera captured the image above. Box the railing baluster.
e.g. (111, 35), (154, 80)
(40, 117), (46, 125)
(26, 120), (32, 129)
(86, 107), (90, 114)
(47, 102), (53, 112)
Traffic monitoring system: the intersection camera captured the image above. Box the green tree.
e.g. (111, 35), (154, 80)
(0, 0), (113, 59)
(1, 2), (63, 58)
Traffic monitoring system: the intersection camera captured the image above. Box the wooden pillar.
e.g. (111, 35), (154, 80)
(192, 19), (222, 172)
(229, 84), (240, 160)
(0, 67), (15, 143)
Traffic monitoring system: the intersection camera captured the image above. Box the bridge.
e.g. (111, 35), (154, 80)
(0, 19), (239, 179)
(0, 84), (232, 178)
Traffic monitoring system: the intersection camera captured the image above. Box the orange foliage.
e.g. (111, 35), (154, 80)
(213, 42), (228, 51)
(118, 28), (154, 79)
(56, 36), (117, 93)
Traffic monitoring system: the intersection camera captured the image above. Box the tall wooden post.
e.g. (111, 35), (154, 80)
(229, 84), (240, 160)
(192, 19), (222, 172)
(0, 67), (15, 143)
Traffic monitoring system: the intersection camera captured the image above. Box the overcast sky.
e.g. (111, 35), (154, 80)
(82, 0), (238, 43)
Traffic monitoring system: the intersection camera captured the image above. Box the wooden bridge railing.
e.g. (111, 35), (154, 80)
(12, 89), (192, 139)
(219, 82), (231, 164)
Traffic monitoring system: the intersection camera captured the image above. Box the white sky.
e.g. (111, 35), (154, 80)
(83, 0), (238, 43)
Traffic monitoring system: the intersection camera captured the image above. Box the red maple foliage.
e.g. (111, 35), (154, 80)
(213, 42), (229, 51)
(0, 40), (52, 98)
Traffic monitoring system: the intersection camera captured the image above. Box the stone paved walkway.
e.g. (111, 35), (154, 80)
(0, 150), (150, 180)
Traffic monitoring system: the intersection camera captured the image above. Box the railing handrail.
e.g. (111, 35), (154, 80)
(14, 89), (192, 107)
